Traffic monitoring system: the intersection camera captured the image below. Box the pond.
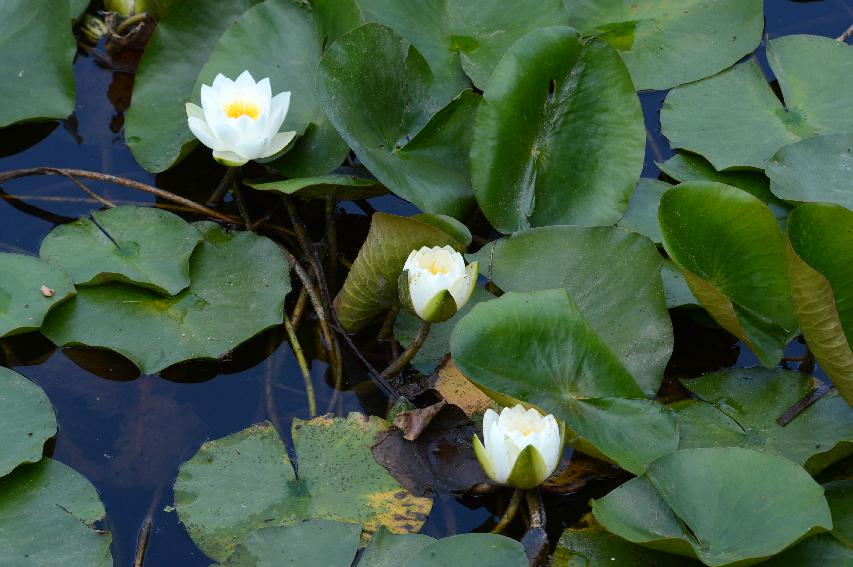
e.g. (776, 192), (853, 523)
(1, 1), (852, 566)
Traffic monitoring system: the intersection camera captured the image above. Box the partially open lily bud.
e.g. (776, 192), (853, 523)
(106, 0), (145, 16)
(185, 71), (296, 167)
(399, 245), (477, 323)
(474, 405), (562, 489)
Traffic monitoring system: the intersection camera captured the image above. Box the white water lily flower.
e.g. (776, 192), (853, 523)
(474, 405), (562, 489)
(399, 245), (478, 323)
(185, 70), (296, 167)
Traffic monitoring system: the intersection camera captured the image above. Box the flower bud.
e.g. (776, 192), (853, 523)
(399, 245), (477, 323)
(474, 405), (562, 489)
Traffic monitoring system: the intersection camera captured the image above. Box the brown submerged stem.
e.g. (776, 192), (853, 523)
(207, 166), (239, 206)
(380, 320), (430, 380)
(491, 489), (523, 534)
(283, 311), (316, 418)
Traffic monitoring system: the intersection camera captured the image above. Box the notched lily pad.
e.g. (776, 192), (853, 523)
(0, 367), (57, 477)
(672, 367), (853, 474)
(0, 253), (75, 338)
(616, 178), (671, 244)
(592, 447), (833, 566)
(174, 415), (432, 563)
(42, 223), (290, 374)
(246, 173), (385, 201)
(0, 458), (113, 567)
(39, 206), (201, 295)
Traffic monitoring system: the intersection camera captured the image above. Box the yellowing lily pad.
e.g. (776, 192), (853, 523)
(174, 415), (432, 563)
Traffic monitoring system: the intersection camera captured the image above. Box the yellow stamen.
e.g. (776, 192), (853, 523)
(427, 260), (449, 275)
(223, 99), (260, 120)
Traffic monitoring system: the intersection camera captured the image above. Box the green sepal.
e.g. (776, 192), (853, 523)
(506, 444), (551, 489)
(473, 434), (499, 483)
(459, 262), (479, 309)
(420, 289), (459, 323)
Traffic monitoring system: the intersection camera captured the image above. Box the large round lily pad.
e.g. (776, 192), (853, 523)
(41, 223), (290, 374)
(401, 533), (527, 567)
(357, 0), (570, 91)
(0, 459), (113, 567)
(767, 133), (853, 211)
(592, 447), (833, 566)
(552, 523), (699, 566)
(318, 23), (478, 218)
(0, 253), (75, 338)
(470, 27), (644, 232)
(658, 182), (797, 367)
(672, 367), (853, 474)
(786, 203), (853, 406)
(565, 0), (764, 91)
(196, 0), (351, 177)
(0, 368), (56, 477)
(360, 528), (435, 567)
(333, 212), (467, 332)
(39, 206), (201, 296)
(125, 0), (263, 172)
(661, 35), (853, 170)
(468, 226), (672, 397)
(616, 179), (671, 244)
(174, 415), (431, 562)
(451, 289), (678, 474)
(216, 520), (361, 567)
(0, 0), (76, 127)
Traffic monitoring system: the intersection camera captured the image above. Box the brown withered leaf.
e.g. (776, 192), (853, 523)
(428, 357), (495, 416)
(373, 404), (488, 497)
(394, 400), (446, 441)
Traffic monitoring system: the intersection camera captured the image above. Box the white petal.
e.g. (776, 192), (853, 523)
(448, 270), (471, 309)
(257, 78), (272, 105)
(201, 84), (223, 127)
(187, 117), (223, 151)
(211, 73), (232, 92)
(185, 102), (204, 121)
(539, 416), (562, 473)
(207, 112), (243, 150)
(487, 421), (512, 483)
(231, 124), (268, 161)
(403, 249), (420, 272)
(482, 409), (499, 448)
(259, 131), (296, 159)
(270, 91), (291, 119)
(235, 70), (256, 89)
(212, 149), (249, 167)
(408, 272), (440, 318)
(264, 104), (287, 139)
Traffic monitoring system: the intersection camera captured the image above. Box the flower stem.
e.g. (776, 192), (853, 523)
(526, 487), (546, 530)
(283, 311), (316, 418)
(380, 319), (430, 380)
(491, 489), (523, 534)
(207, 166), (239, 206)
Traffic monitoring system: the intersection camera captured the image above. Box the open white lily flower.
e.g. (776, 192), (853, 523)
(399, 245), (478, 323)
(185, 70), (296, 167)
(474, 405), (562, 489)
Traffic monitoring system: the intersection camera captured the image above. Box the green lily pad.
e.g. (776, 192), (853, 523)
(400, 533), (527, 567)
(360, 528), (435, 567)
(658, 182), (797, 367)
(0, 368), (56, 477)
(318, 23), (478, 218)
(661, 259), (698, 309)
(41, 223), (290, 374)
(216, 520), (361, 567)
(451, 289), (678, 474)
(552, 523), (700, 566)
(661, 35), (853, 170)
(333, 212), (467, 332)
(826, 481), (853, 547)
(246, 173), (385, 200)
(767, 133), (853, 211)
(174, 415), (432, 562)
(787, 203), (853, 406)
(196, 0), (351, 177)
(0, 253), (75, 338)
(0, 0), (76, 127)
(125, 0), (263, 172)
(70, 0), (90, 18)
(617, 178), (671, 243)
(394, 286), (492, 374)
(468, 226), (672, 397)
(592, 447), (833, 566)
(470, 27), (643, 232)
(357, 0), (570, 91)
(39, 206), (201, 296)
(565, 0), (764, 91)
(0, 459), (112, 566)
(658, 152), (792, 226)
(672, 367), (853, 474)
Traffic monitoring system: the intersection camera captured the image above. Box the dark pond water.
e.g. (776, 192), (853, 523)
(0, 2), (849, 565)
